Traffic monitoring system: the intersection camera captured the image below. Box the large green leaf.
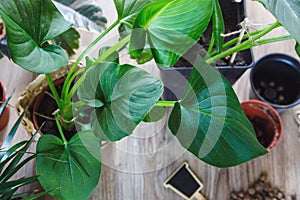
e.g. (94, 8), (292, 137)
(169, 56), (268, 168)
(256, 0), (300, 43)
(77, 62), (163, 141)
(36, 131), (101, 200)
(113, 0), (157, 27)
(129, 0), (213, 67)
(0, 0), (70, 74)
(54, 0), (107, 32)
(53, 28), (80, 57)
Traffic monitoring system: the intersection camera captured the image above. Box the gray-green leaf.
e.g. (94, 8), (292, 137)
(129, 0), (213, 67)
(54, 0), (107, 32)
(256, 0), (300, 43)
(36, 131), (101, 200)
(169, 56), (268, 168)
(0, 0), (71, 74)
(77, 62), (163, 141)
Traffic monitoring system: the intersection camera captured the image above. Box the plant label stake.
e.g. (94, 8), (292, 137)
(164, 162), (206, 200)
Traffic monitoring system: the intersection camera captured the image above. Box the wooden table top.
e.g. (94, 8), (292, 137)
(0, 0), (299, 199)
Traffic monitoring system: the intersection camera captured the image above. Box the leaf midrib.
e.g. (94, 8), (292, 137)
(143, 0), (174, 28)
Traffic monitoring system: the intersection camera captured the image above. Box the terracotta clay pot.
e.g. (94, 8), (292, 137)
(0, 81), (9, 131)
(32, 77), (78, 141)
(241, 100), (283, 151)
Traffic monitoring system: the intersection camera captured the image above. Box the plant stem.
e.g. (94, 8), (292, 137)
(206, 21), (281, 64)
(94, 34), (131, 64)
(61, 20), (120, 99)
(45, 74), (62, 108)
(247, 35), (293, 48)
(65, 73), (86, 103)
(62, 68), (85, 100)
(156, 100), (177, 107)
(55, 114), (67, 144)
(205, 35), (215, 59)
(231, 35), (293, 52)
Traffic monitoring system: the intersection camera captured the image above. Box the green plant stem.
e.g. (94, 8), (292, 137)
(206, 21), (281, 64)
(55, 114), (67, 144)
(156, 100), (177, 107)
(207, 29), (263, 58)
(61, 20), (120, 99)
(62, 68), (85, 100)
(65, 73), (86, 103)
(239, 35), (293, 50)
(205, 35), (215, 59)
(45, 74), (62, 108)
(94, 34), (131, 64)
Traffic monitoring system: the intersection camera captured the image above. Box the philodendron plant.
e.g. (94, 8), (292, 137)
(1, 0), (299, 199)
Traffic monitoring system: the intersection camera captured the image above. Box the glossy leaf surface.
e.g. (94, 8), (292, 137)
(36, 131), (101, 200)
(212, 0), (225, 53)
(78, 62), (163, 141)
(129, 0), (213, 67)
(0, 0), (71, 73)
(169, 56), (268, 167)
(113, 0), (156, 26)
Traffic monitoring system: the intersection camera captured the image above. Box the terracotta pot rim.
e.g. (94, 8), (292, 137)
(241, 100), (283, 151)
(0, 81), (5, 103)
(0, 81), (10, 132)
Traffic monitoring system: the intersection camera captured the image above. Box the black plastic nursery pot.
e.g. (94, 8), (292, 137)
(250, 54), (300, 113)
(160, 0), (254, 100)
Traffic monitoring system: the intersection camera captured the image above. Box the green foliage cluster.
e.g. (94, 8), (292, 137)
(0, 0), (299, 199)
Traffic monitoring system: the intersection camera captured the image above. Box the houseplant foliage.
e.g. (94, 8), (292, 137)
(0, 97), (48, 200)
(1, 0), (300, 199)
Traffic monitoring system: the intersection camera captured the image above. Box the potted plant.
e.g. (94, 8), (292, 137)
(0, 97), (48, 199)
(1, 0), (300, 199)
(160, 0), (254, 100)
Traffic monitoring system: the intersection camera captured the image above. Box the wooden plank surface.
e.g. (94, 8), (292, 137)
(0, 0), (300, 199)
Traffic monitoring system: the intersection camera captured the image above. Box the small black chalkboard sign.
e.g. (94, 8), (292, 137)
(164, 162), (205, 200)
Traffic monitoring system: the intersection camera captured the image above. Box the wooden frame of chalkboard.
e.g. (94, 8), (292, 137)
(164, 162), (204, 200)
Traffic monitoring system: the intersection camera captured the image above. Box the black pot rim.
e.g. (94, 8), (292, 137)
(250, 53), (300, 109)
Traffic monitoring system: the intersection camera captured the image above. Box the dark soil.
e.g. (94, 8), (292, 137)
(174, 37), (249, 68)
(246, 115), (275, 149)
(34, 82), (77, 141)
(174, 0), (252, 68)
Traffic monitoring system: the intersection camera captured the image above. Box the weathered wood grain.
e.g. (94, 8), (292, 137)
(0, 0), (299, 199)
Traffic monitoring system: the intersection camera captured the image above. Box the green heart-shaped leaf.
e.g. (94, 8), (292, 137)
(129, 0), (213, 67)
(36, 131), (101, 200)
(256, 0), (300, 43)
(77, 62), (163, 141)
(169, 56), (268, 168)
(113, 0), (156, 27)
(0, 0), (71, 74)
